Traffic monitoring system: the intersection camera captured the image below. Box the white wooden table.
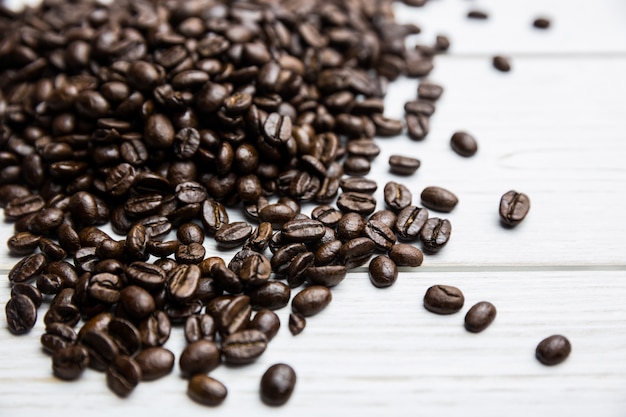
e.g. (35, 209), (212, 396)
(1, 1), (626, 416)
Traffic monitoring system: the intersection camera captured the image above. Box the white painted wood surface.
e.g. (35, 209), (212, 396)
(1, 1), (626, 416)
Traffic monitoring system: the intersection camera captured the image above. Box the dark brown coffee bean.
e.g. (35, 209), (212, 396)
(106, 355), (142, 397)
(215, 221), (253, 249)
(417, 81), (444, 101)
(200, 199), (229, 235)
(285, 251), (315, 288)
(36, 273), (64, 295)
(119, 285), (156, 321)
(222, 329), (268, 364)
(8, 253), (47, 283)
(292, 286), (332, 317)
(107, 317), (141, 357)
(404, 99), (436, 116)
(134, 347), (175, 381)
(311, 205), (342, 228)
(499, 190), (531, 227)
(184, 314), (216, 343)
(244, 222), (273, 253)
(214, 294), (251, 336)
(346, 139), (380, 160)
(533, 17), (551, 29)
(125, 224), (149, 262)
(337, 212), (367, 242)
(420, 217), (452, 253)
(81, 329), (120, 371)
(536, 335), (571, 366)
(179, 340), (221, 376)
(125, 262), (166, 290)
(52, 345), (90, 380)
(144, 113), (175, 149)
(339, 177), (378, 194)
(406, 113), (429, 140)
(249, 309), (280, 341)
(337, 192), (376, 216)
(389, 155), (420, 176)
(260, 363), (297, 406)
(211, 263), (244, 294)
(167, 264), (200, 303)
(270, 243), (308, 275)
(248, 281), (291, 310)
(5, 294), (38, 334)
(288, 312), (306, 336)
(368, 255), (398, 288)
(175, 242), (206, 264)
(238, 253), (272, 287)
(314, 239), (343, 266)
(364, 219), (397, 251)
(450, 131), (478, 157)
(394, 205), (429, 241)
(188, 374), (227, 406)
(384, 181), (412, 212)
(423, 285), (464, 314)
(464, 301), (497, 333)
(343, 156), (371, 176)
(7, 232), (40, 256)
(281, 218), (325, 243)
(4, 195), (45, 219)
(493, 55), (511, 72)
(41, 323), (77, 354)
(468, 10), (488, 19)
(305, 265), (347, 287)
(259, 203), (296, 228)
(421, 186), (458, 213)
(139, 311), (171, 347)
(11, 283), (42, 309)
(389, 244), (424, 267)
(88, 273), (123, 304)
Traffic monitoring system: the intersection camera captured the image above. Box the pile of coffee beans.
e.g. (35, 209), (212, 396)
(0, 0), (565, 408)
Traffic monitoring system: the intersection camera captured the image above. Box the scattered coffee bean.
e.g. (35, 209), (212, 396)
(134, 347), (175, 381)
(468, 10), (488, 19)
(288, 312), (306, 336)
(222, 329), (268, 365)
(464, 301), (497, 333)
(368, 256), (398, 288)
(260, 363), (297, 406)
(292, 286), (332, 317)
(423, 285), (465, 314)
(536, 335), (571, 366)
(188, 374), (228, 406)
(420, 218), (452, 253)
(249, 309), (281, 341)
(420, 186), (458, 213)
(499, 190), (531, 227)
(388, 244), (424, 267)
(533, 17), (551, 29)
(493, 55), (511, 72)
(450, 131), (478, 157)
(106, 355), (142, 397)
(388, 155), (421, 176)
(52, 345), (90, 381)
(179, 340), (221, 376)
(5, 294), (37, 334)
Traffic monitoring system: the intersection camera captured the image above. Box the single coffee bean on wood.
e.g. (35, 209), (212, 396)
(536, 335), (571, 366)
(221, 329), (268, 365)
(450, 131), (478, 157)
(179, 340), (221, 376)
(423, 285), (465, 314)
(5, 294), (37, 334)
(249, 309), (281, 342)
(493, 55), (511, 72)
(388, 155), (421, 176)
(288, 313), (306, 336)
(388, 244), (424, 267)
(260, 363), (297, 406)
(292, 286), (332, 317)
(188, 374), (228, 406)
(499, 190), (531, 227)
(464, 301), (497, 333)
(134, 347), (175, 381)
(368, 256), (398, 288)
(420, 186), (458, 213)
(420, 218), (452, 253)
(533, 17), (551, 29)
(52, 345), (90, 380)
(106, 355), (142, 397)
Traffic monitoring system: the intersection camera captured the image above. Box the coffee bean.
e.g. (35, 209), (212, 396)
(81, 329), (120, 371)
(222, 329), (268, 365)
(108, 318), (141, 357)
(260, 363), (297, 406)
(249, 309), (281, 341)
(343, 156), (371, 176)
(417, 81), (444, 101)
(339, 237), (376, 269)
(420, 217), (452, 253)
(125, 262), (167, 290)
(288, 312), (306, 336)
(167, 264), (200, 303)
(305, 265), (347, 287)
(139, 311), (171, 347)
(499, 190), (531, 227)
(346, 139), (380, 160)
(311, 205), (343, 228)
(8, 253), (47, 283)
(52, 345), (90, 380)
(368, 255), (398, 288)
(238, 253), (272, 287)
(369, 210), (397, 229)
(337, 212), (367, 242)
(364, 219), (397, 251)
(215, 222), (253, 249)
(5, 194), (46, 219)
(281, 218), (325, 243)
(258, 203), (296, 228)
(175, 242), (206, 264)
(11, 283), (42, 309)
(248, 281), (291, 311)
(394, 205), (429, 241)
(406, 113), (429, 140)
(423, 285), (464, 314)
(187, 374), (228, 406)
(337, 192), (376, 216)
(292, 286), (332, 317)
(5, 294), (38, 334)
(468, 10), (488, 19)
(179, 340), (221, 376)
(339, 177), (378, 194)
(404, 100), (436, 117)
(420, 186), (458, 213)
(389, 244), (424, 267)
(106, 355), (142, 397)
(536, 335), (571, 366)
(384, 181), (412, 212)
(7, 232), (40, 256)
(493, 55), (511, 72)
(41, 323), (77, 354)
(450, 131), (478, 157)
(464, 301), (497, 333)
(184, 314), (216, 344)
(388, 155), (420, 176)
(533, 17), (551, 29)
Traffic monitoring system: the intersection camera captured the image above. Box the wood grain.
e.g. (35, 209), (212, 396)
(1, 1), (625, 416)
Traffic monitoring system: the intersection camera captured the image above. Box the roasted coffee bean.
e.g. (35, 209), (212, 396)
(260, 363), (297, 406)
(227, 250), (258, 277)
(420, 217), (452, 253)
(450, 131), (478, 157)
(337, 212), (367, 242)
(187, 374), (228, 406)
(423, 285), (464, 314)
(288, 312), (306, 336)
(533, 17), (551, 29)
(259, 203), (296, 228)
(421, 186), (458, 213)
(200, 199), (229, 235)
(406, 113), (429, 140)
(68, 192), (108, 227)
(270, 243), (308, 275)
(184, 314), (216, 343)
(88, 273), (123, 304)
(7, 232), (40, 256)
(118, 285), (156, 321)
(78, 313), (113, 340)
(108, 318), (141, 357)
(139, 311), (171, 347)
(346, 139), (380, 160)
(343, 156), (371, 176)
(249, 309), (281, 341)
(125, 224), (149, 262)
(364, 220), (397, 251)
(339, 177), (378, 194)
(44, 302), (81, 328)
(134, 347), (175, 381)
(125, 262), (167, 290)
(314, 240), (343, 266)
(52, 345), (90, 380)
(389, 244), (424, 267)
(8, 253), (47, 283)
(417, 81), (444, 101)
(5, 294), (38, 334)
(36, 273), (64, 295)
(11, 283), (42, 308)
(292, 286), (332, 317)
(499, 190), (531, 227)
(368, 255), (398, 288)
(5, 194), (46, 219)
(493, 55), (511, 72)
(81, 329), (120, 371)
(337, 192), (376, 216)
(175, 243), (206, 264)
(286, 251), (315, 288)
(179, 340), (221, 376)
(145, 114), (175, 149)
(468, 10), (488, 19)
(238, 253), (272, 287)
(404, 99), (436, 117)
(311, 205), (343, 227)
(464, 301), (497, 333)
(176, 222), (205, 244)
(244, 222), (273, 252)
(248, 281), (291, 310)
(167, 264), (201, 303)
(305, 265), (347, 287)
(369, 210), (397, 229)
(281, 218), (325, 243)
(536, 335), (571, 366)
(222, 329), (268, 364)
(211, 263), (244, 294)
(41, 323), (77, 354)
(214, 294), (251, 336)
(384, 181), (412, 212)
(389, 155), (420, 176)
(106, 355), (142, 397)
(372, 114), (404, 137)
(215, 222), (253, 249)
